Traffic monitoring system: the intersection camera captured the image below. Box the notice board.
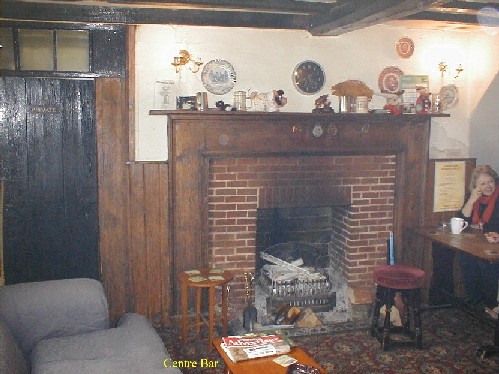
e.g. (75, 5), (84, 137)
(433, 160), (466, 212)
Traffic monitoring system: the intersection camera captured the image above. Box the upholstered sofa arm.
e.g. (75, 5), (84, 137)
(0, 278), (109, 356)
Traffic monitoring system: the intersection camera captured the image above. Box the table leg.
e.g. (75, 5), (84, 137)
(476, 318), (499, 359)
(196, 288), (202, 334)
(222, 284), (228, 337)
(181, 281), (188, 344)
(209, 286), (215, 350)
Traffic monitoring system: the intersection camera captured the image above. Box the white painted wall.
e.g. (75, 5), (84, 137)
(134, 23), (498, 162)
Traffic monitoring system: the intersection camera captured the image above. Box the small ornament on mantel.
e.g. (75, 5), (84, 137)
(415, 87), (432, 114)
(312, 94), (334, 113)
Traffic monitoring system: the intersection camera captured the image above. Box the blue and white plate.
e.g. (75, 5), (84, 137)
(201, 59), (236, 95)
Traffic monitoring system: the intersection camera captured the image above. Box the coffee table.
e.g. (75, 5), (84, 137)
(212, 338), (327, 374)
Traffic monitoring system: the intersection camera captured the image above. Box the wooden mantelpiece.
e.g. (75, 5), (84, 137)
(151, 110), (448, 314)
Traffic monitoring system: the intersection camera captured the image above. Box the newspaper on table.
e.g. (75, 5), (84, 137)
(220, 334), (291, 362)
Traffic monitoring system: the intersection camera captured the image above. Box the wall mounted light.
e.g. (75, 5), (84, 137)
(438, 61), (464, 78)
(438, 61), (448, 77)
(171, 50), (203, 73)
(454, 64), (464, 78)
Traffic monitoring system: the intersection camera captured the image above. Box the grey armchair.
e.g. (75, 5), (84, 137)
(0, 278), (181, 374)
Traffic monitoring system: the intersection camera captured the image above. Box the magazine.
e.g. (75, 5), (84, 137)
(220, 334), (291, 362)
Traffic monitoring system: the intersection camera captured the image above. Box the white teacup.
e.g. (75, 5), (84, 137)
(450, 217), (468, 234)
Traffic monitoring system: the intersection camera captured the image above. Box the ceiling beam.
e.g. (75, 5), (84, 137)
(0, 1), (311, 29)
(106, 0), (332, 14)
(308, 0), (452, 36)
(1, 0), (494, 34)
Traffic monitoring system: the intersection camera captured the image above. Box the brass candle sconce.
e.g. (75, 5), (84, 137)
(171, 50), (203, 73)
(438, 61), (464, 78)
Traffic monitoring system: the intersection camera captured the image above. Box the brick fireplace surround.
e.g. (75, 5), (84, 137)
(209, 155), (396, 303)
(155, 110), (444, 320)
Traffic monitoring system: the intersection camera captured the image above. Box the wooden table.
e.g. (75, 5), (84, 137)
(412, 227), (499, 303)
(212, 338), (327, 374)
(412, 227), (499, 358)
(178, 269), (233, 350)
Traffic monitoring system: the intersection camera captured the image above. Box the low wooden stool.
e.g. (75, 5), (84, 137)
(370, 264), (425, 350)
(178, 268), (233, 349)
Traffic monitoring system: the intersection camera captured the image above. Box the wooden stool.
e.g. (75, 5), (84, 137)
(178, 268), (233, 349)
(370, 264), (425, 350)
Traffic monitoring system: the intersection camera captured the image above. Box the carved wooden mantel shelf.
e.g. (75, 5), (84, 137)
(150, 110), (449, 313)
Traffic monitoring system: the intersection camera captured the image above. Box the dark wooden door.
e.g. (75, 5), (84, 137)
(0, 77), (99, 284)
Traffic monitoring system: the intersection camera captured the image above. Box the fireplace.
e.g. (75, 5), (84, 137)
(209, 154), (395, 322)
(160, 111), (437, 320)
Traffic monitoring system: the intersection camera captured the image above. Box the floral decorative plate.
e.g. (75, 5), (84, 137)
(378, 66), (404, 94)
(439, 84), (459, 110)
(201, 59), (236, 95)
(396, 36), (414, 59)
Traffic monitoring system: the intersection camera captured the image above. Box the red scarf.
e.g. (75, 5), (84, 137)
(472, 187), (499, 225)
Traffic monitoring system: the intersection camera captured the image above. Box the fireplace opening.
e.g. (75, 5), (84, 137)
(258, 241), (336, 311)
(254, 206), (350, 328)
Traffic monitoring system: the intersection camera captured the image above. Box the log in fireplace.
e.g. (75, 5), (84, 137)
(152, 110), (447, 319)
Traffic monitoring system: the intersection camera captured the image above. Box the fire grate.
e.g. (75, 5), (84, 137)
(258, 250), (336, 312)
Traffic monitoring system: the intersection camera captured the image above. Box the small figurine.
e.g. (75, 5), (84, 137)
(249, 90), (287, 112)
(312, 94), (334, 113)
(215, 100), (231, 111)
(415, 87), (431, 114)
(378, 91), (404, 115)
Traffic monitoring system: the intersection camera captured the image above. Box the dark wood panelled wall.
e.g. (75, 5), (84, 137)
(94, 26), (172, 327)
(96, 78), (171, 327)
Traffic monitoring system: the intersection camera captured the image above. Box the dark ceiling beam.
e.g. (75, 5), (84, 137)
(0, 1), (311, 29)
(406, 1), (499, 24)
(405, 11), (479, 24)
(106, 0), (332, 14)
(1, 0), (495, 34)
(308, 0), (452, 36)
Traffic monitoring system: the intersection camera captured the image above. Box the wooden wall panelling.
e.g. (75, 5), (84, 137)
(96, 77), (131, 324)
(128, 162), (171, 327)
(157, 162), (171, 326)
(0, 180), (3, 286)
(128, 163), (149, 318)
(127, 26), (136, 161)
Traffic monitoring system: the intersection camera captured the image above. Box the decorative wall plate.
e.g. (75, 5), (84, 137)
(396, 37), (414, 59)
(201, 59), (236, 95)
(439, 84), (459, 109)
(378, 66), (404, 93)
(292, 60), (326, 95)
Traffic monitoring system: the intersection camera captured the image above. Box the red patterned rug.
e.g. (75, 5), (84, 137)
(159, 308), (499, 373)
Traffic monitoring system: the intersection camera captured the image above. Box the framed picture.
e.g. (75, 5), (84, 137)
(176, 96), (197, 110)
(153, 80), (176, 109)
(399, 75), (429, 108)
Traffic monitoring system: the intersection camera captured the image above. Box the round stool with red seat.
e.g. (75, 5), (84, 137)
(370, 264), (426, 350)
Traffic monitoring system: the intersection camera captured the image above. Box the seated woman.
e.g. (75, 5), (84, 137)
(458, 165), (499, 312)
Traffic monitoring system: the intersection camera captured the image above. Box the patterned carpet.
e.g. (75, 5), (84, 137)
(159, 308), (499, 373)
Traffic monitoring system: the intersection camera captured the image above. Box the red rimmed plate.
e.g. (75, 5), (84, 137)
(378, 66), (404, 94)
(396, 37), (414, 59)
